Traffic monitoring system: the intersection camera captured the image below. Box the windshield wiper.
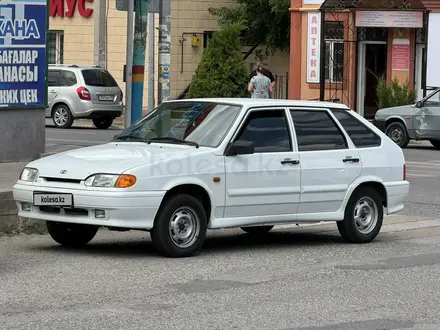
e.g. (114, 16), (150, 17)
(147, 137), (199, 148)
(112, 136), (149, 143)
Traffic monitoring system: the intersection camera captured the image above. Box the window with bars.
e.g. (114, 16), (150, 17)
(324, 21), (344, 84)
(47, 30), (64, 64)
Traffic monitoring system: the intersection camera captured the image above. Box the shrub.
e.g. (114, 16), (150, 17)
(376, 76), (416, 109)
(186, 23), (249, 98)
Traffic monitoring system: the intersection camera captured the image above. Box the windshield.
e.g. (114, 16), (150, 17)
(114, 101), (242, 148)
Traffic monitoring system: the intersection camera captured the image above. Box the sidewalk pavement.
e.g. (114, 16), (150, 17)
(45, 116), (125, 129)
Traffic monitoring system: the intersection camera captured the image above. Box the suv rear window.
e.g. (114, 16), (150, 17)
(81, 69), (118, 87)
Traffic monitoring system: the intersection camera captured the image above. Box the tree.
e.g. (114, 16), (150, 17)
(186, 23), (249, 99)
(208, 0), (291, 58)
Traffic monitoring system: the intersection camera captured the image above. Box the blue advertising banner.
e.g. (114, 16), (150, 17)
(0, 0), (47, 109)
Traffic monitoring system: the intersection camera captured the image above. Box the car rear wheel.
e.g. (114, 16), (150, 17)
(53, 104), (74, 129)
(151, 194), (207, 258)
(93, 117), (114, 129)
(337, 187), (383, 244)
(430, 140), (440, 149)
(241, 226), (274, 234)
(46, 221), (99, 247)
(385, 121), (409, 148)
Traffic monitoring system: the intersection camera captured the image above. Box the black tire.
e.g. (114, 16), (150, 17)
(337, 186), (384, 244)
(52, 104), (74, 128)
(46, 221), (98, 247)
(93, 117), (114, 129)
(151, 194), (207, 258)
(385, 121), (409, 148)
(430, 140), (440, 149)
(241, 226), (274, 234)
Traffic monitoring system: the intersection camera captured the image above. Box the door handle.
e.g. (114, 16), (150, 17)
(281, 158), (300, 165)
(343, 157), (360, 163)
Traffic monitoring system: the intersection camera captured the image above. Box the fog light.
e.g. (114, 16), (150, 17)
(22, 202), (31, 212)
(94, 209), (106, 219)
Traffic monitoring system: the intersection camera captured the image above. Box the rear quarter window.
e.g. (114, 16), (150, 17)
(81, 69), (118, 87)
(331, 109), (381, 148)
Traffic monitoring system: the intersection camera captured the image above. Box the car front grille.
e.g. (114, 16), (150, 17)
(41, 177), (82, 184)
(39, 206), (89, 216)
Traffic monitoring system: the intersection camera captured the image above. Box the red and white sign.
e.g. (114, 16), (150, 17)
(50, 0), (94, 18)
(392, 39), (410, 71)
(307, 12), (321, 83)
(356, 11), (423, 28)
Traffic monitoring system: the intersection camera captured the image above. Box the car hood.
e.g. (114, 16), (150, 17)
(376, 105), (415, 117)
(27, 142), (208, 180)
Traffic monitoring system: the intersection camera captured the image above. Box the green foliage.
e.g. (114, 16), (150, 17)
(208, 0), (291, 56)
(376, 76), (417, 109)
(186, 23), (249, 99)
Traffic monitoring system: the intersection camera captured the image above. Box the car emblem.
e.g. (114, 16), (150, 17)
(60, 170), (67, 174)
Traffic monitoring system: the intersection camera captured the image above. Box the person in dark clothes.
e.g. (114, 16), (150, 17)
(249, 61), (276, 96)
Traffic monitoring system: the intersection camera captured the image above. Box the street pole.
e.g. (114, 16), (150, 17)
(130, 0), (148, 124)
(148, 12), (155, 111)
(125, 0), (134, 128)
(94, 0), (106, 68)
(157, 0), (171, 103)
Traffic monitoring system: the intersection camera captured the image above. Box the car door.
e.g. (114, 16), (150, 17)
(224, 107), (301, 219)
(289, 108), (362, 215)
(414, 88), (440, 139)
(47, 70), (61, 117)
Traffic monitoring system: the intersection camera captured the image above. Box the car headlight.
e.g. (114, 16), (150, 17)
(20, 167), (39, 182)
(84, 174), (137, 188)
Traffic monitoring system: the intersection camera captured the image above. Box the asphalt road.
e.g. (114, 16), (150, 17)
(0, 128), (434, 329)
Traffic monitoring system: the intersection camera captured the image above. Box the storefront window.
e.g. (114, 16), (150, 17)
(324, 21), (344, 84)
(47, 30), (64, 65)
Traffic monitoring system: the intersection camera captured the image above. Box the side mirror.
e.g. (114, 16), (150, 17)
(226, 140), (254, 156)
(416, 101), (423, 108)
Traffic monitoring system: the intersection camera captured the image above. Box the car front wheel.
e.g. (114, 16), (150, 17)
(93, 117), (114, 129)
(337, 187), (383, 244)
(385, 121), (409, 148)
(46, 221), (99, 247)
(151, 194), (207, 258)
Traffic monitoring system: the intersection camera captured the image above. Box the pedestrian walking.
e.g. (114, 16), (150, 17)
(248, 66), (272, 99)
(249, 61), (276, 94)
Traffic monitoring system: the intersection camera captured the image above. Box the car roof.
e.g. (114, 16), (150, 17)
(48, 64), (104, 70)
(164, 98), (350, 110)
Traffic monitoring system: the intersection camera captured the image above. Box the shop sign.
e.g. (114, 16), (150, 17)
(307, 12), (321, 83)
(0, 0), (48, 109)
(392, 39), (410, 71)
(49, 0), (94, 18)
(356, 11), (423, 28)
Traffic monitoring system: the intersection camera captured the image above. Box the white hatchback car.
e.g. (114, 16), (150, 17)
(13, 98), (409, 257)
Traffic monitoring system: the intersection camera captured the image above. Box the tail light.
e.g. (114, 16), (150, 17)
(403, 164), (407, 180)
(76, 86), (91, 101)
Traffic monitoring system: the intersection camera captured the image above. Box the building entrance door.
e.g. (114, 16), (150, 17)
(357, 41), (387, 119)
(415, 44), (426, 101)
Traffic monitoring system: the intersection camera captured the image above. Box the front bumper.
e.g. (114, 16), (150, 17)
(373, 119), (386, 132)
(13, 183), (165, 230)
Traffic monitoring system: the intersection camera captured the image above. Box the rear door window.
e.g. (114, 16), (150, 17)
(331, 109), (381, 148)
(60, 70), (77, 87)
(81, 69), (118, 87)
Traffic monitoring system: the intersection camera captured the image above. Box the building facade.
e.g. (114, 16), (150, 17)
(47, 0), (290, 112)
(289, 0), (440, 119)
